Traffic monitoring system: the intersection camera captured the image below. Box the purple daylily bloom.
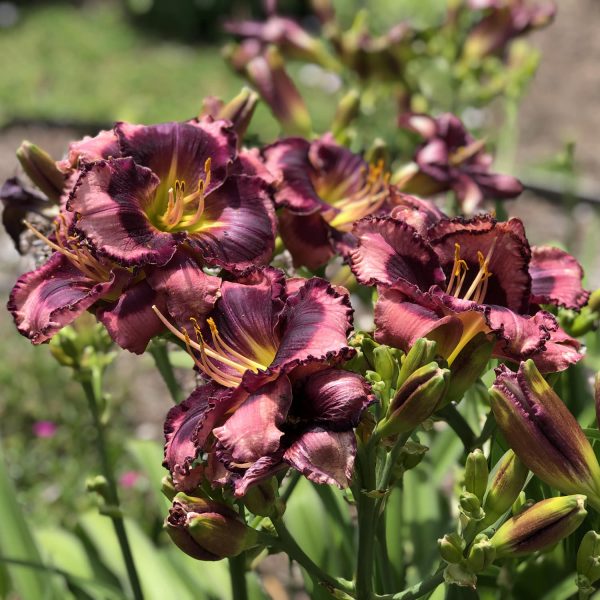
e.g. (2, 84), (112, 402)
(67, 119), (276, 271)
(159, 267), (362, 493)
(397, 112), (523, 213)
(263, 133), (391, 269)
(348, 211), (588, 373)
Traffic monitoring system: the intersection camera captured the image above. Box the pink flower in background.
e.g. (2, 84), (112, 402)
(119, 471), (142, 488)
(32, 421), (58, 438)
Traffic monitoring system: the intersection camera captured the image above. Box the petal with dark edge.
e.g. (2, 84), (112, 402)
(283, 428), (356, 488)
(374, 286), (463, 357)
(68, 158), (178, 267)
(186, 175), (276, 269)
(262, 138), (325, 213)
(350, 216), (445, 289)
(529, 246), (589, 309)
(278, 210), (333, 270)
(271, 277), (354, 372)
(530, 326), (583, 374)
(146, 248), (221, 325)
(96, 280), (167, 355)
(388, 189), (445, 236)
(291, 368), (374, 430)
(429, 216), (531, 313)
(59, 129), (120, 171)
(116, 120), (237, 196)
(163, 383), (237, 491)
(213, 376), (292, 463)
(8, 253), (122, 344)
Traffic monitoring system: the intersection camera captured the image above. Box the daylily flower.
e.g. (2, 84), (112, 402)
(263, 133), (391, 269)
(67, 119), (276, 271)
(348, 212), (588, 372)
(8, 212), (220, 354)
(396, 112), (523, 213)
(465, 0), (556, 60)
(490, 360), (600, 510)
(157, 268), (367, 493)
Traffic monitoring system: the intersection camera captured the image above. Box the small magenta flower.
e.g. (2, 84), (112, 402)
(166, 492), (258, 561)
(32, 421), (57, 438)
(490, 360), (600, 510)
(489, 495), (587, 558)
(349, 212), (587, 373)
(263, 133), (391, 269)
(396, 112), (523, 213)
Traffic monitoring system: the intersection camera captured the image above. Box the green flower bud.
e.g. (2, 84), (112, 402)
(376, 362), (449, 437)
(166, 493), (258, 561)
(577, 531), (600, 586)
(464, 449), (489, 503)
(16, 141), (65, 202)
(393, 441), (429, 476)
(331, 89), (360, 140)
(465, 534), (495, 573)
(459, 492), (485, 522)
(438, 532), (465, 564)
(480, 450), (528, 529)
(242, 478), (285, 518)
(211, 87), (259, 141)
(364, 138), (389, 167)
(161, 475), (177, 502)
(396, 338), (438, 389)
(490, 495), (587, 558)
(372, 345), (397, 387)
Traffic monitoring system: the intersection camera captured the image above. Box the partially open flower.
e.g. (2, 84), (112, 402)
(397, 113), (523, 213)
(348, 212), (587, 373)
(166, 492), (258, 560)
(490, 360), (600, 510)
(264, 134), (391, 269)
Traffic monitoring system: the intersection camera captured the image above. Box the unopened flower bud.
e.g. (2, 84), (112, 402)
(243, 478), (284, 518)
(377, 362), (449, 437)
(396, 338), (438, 389)
(331, 89), (360, 140)
(465, 534), (495, 573)
(365, 139), (389, 167)
(490, 495), (587, 558)
(491, 360), (600, 510)
(212, 87), (259, 141)
(577, 531), (600, 586)
(438, 532), (465, 564)
(459, 492), (485, 522)
(161, 475), (177, 502)
(166, 493), (258, 561)
(16, 141), (65, 203)
(372, 345), (397, 387)
(595, 373), (600, 430)
(480, 450), (528, 529)
(464, 449), (488, 503)
(393, 441), (429, 475)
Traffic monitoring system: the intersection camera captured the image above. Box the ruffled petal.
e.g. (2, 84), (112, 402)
(350, 216), (445, 289)
(163, 384), (236, 491)
(96, 280), (166, 354)
(116, 120), (236, 196)
(68, 158), (178, 267)
(529, 246), (589, 309)
(429, 216), (531, 313)
(278, 210), (333, 270)
(187, 175), (276, 269)
(145, 248), (221, 324)
(271, 277), (354, 371)
(283, 428), (356, 488)
(374, 286), (464, 356)
(8, 253), (122, 344)
(531, 326), (583, 374)
(291, 368), (374, 430)
(388, 189), (446, 236)
(213, 376), (292, 463)
(59, 129), (120, 171)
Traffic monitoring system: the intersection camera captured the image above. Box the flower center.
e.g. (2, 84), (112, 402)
(448, 139), (487, 166)
(445, 239), (496, 304)
(24, 217), (112, 283)
(157, 158), (212, 233)
(152, 307), (276, 388)
(317, 161), (390, 232)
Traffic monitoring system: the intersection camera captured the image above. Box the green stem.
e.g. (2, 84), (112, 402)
(472, 412), (496, 448)
(80, 373), (144, 600)
(228, 554), (249, 600)
(149, 341), (183, 404)
(375, 569), (444, 600)
(271, 518), (354, 596)
(439, 405), (476, 451)
(280, 469), (301, 504)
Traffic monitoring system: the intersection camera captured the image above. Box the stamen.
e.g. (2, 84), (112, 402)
(445, 243), (469, 296)
(462, 239), (497, 303)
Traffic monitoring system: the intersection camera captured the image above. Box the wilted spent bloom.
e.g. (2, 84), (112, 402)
(489, 495), (587, 558)
(577, 531), (600, 591)
(490, 360), (600, 510)
(375, 362), (449, 438)
(464, 449), (488, 503)
(479, 450), (528, 529)
(166, 493), (258, 561)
